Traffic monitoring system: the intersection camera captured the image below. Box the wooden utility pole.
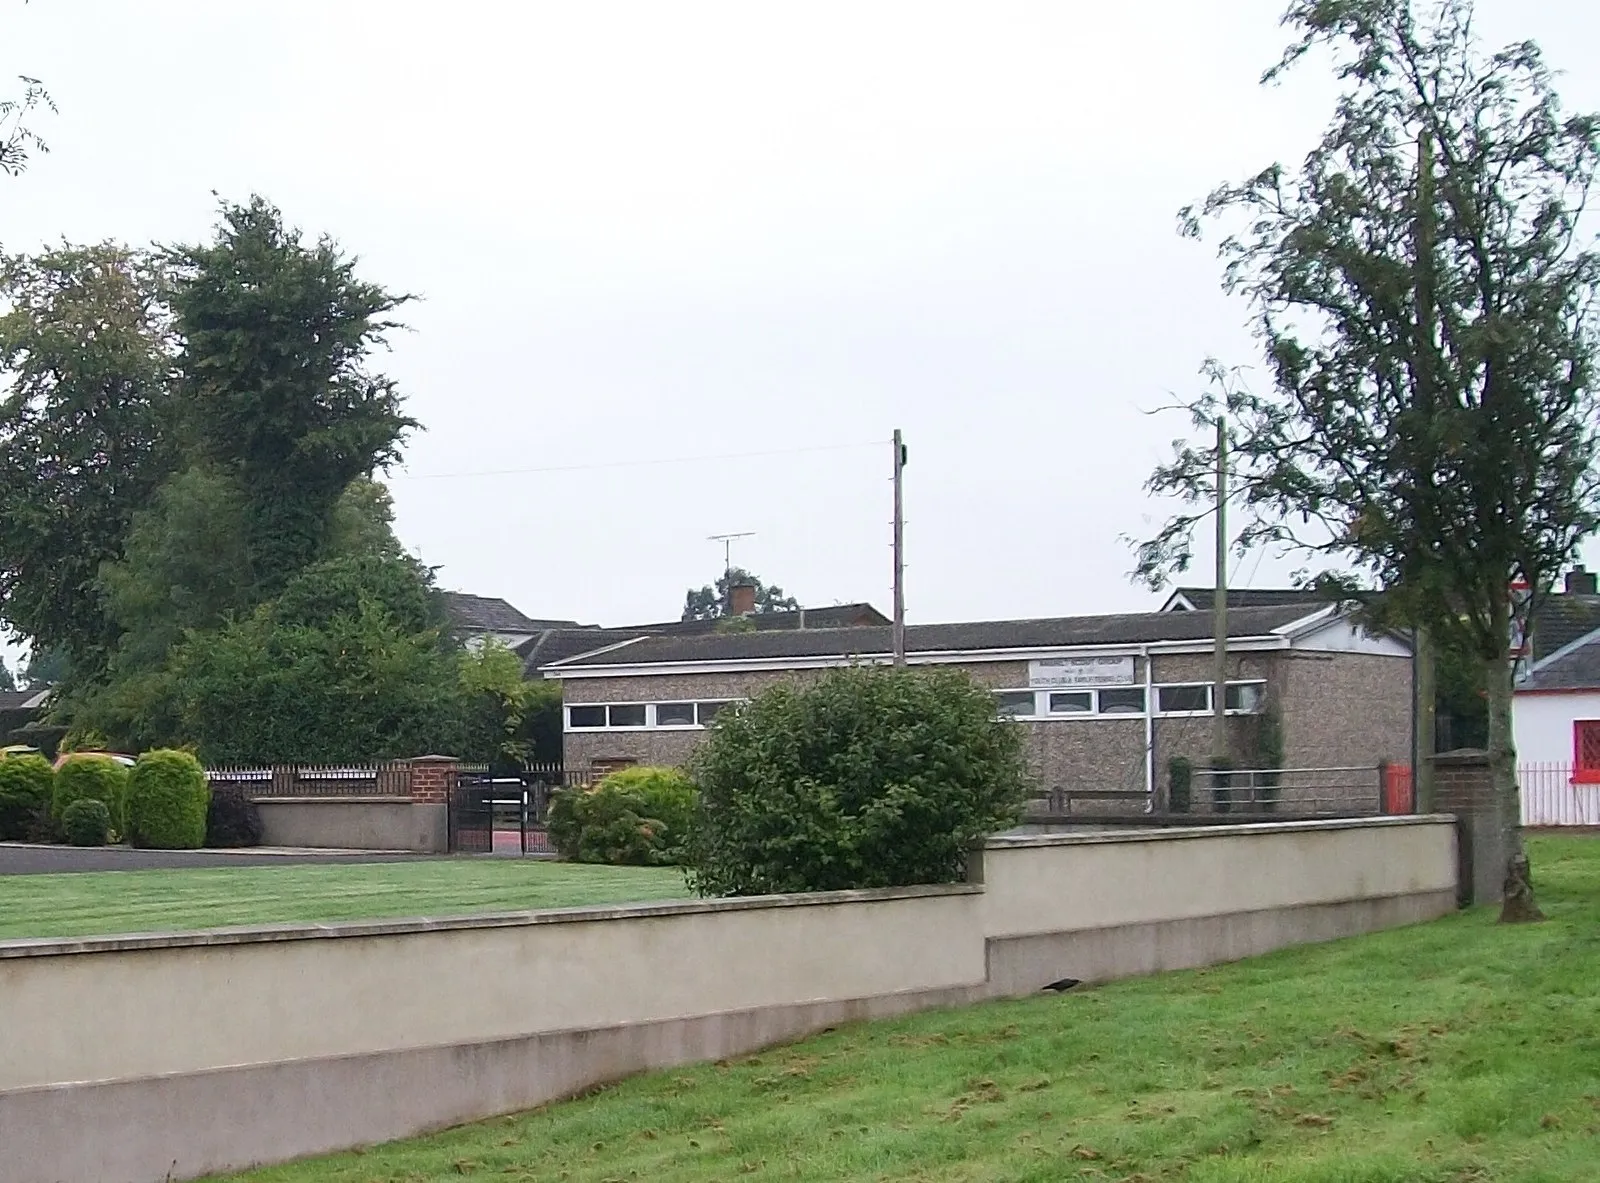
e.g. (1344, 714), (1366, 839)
(892, 429), (907, 667)
(1212, 415), (1229, 761)
(1414, 626), (1437, 812)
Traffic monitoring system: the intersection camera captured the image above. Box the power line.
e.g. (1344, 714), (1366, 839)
(389, 440), (881, 482)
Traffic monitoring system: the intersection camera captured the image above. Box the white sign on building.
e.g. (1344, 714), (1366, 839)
(1028, 655), (1136, 689)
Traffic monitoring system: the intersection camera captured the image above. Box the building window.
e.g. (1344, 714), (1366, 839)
(1225, 682), (1265, 713)
(1047, 691), (1093, 714)
(1575, 720), (1600, 783)
(1098, 688), (1146, 714)
(1157, 685), (1210, 713)
(608, 704), (647, 727)
(697, 702), (728, 724)
(994, 691), (1037, 718)
(655, 702), (696, 727)
(568, 705), (607, 729)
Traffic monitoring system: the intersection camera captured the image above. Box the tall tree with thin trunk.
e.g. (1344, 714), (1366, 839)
(1134, 0), (1600, 923)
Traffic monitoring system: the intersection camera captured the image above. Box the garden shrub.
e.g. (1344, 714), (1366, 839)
(53, 754), (131, 833)
(685, 666), (1030, 896)
(126, 749), (210, 849)
(62, 798), (112, 847)
(548, 765), (698, 866)
(0, 753), (55, 841)
(205, 785), (264, 848)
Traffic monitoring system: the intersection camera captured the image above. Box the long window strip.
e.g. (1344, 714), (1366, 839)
(564, 699), (744, 730)
(992, 681), (1266, 720)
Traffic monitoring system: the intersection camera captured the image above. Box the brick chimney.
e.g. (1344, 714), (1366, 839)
(1565, 565), (1598, 596)
(729, 581), (757, 616)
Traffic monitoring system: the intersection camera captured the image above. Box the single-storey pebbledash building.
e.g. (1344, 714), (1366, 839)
(540, 601), (1413, 807)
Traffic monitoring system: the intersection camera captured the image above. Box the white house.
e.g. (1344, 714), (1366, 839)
(1512, 624), (1600, 826)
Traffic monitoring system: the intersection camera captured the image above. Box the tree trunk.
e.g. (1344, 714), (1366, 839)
(1484, 642), (1543, 923)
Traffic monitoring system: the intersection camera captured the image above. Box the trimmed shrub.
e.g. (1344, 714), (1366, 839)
(205, 785), (264, 848)
(548, 766), (698, 866)
(0, 753), (55, 841)
(53, 755), (131, 834)
(126, 749), (210, 849)
(686, 666), (1030, 896)
(62, 798), (112, 847)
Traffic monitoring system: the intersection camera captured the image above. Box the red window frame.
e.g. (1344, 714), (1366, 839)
(1573, 720), (1600, 783)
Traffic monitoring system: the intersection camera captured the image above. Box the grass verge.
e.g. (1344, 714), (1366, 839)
(0, 860), (689, 939)
(229, 836), (1600, 1182)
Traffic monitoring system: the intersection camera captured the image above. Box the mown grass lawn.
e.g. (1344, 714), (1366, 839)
(229, 836), (1600, 1183)
(0, 860), (690, 940)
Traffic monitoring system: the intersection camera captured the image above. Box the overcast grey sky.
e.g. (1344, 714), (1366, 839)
(5, 0), (1600, 637)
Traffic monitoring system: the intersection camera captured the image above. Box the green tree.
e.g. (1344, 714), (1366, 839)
(686, 667), (1030, 896)
(168, 197), (417, 591)
(1136, 0), (1600, 922)
(681, 566), (800, 621)
(0, 245), (175, 675)
(0, 658), (14, 692)
(0, 74), (53, 177)
(20, 644), (68, 688)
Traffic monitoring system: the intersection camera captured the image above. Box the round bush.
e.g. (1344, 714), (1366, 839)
(0, 753), (55, 841)
(548, 765), (698, 866)
(205, 785), (264, 848)
(62, 798), (112, 847)
(53, 754), (131, 833)
(686, 667), (1030, 896)
(126, 749), (210, 850)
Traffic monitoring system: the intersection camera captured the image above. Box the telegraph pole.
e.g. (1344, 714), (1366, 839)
(892, 429), (907, 667)
(1212, 415), (1229, 762)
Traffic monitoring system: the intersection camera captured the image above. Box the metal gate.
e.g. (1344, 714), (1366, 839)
(449, 771), (554, 855)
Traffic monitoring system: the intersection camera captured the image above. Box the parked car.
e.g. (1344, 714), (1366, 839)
(53, 750), (136, 770)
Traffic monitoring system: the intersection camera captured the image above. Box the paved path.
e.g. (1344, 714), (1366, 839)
(0, 844), (431, 875)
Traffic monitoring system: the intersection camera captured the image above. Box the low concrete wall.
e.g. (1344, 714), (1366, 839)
(0, 816), (1457, 1183)
(254, 797), (447, 853)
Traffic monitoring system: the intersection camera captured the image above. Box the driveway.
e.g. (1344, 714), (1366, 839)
(0, 843), (431, 874)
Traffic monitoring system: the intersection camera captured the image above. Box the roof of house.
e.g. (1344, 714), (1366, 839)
(1517, 621), (1600, 692)
(1528, 595), (1600, 663)
(0, 689), (49, 712)
(1163, 587), (1333, 612)
(547, 603), (1332, 670)
(441, 592), (580, 636)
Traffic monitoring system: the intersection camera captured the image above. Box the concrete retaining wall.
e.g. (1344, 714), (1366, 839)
(0, 816), (1457, 1183)
(254, 797), (447, 853)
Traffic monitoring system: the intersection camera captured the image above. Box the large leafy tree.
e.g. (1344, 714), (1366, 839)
(1136, 0), (1600, 922)
(0, 74), (52, 178)
(168, 197), (417, 591)
(0, 245), (176, 675)
(681, 566), (800, 621)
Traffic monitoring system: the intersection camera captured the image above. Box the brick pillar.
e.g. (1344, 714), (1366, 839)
(408, 755), (458, 803)
(1431, 750), (1504, 907)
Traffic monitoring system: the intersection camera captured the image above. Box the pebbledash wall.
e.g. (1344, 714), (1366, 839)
(0, 815), (1457, 1183)
(556, 648), (1413, 803)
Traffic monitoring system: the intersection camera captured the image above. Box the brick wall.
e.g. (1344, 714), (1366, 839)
(408, 756), (456, 804)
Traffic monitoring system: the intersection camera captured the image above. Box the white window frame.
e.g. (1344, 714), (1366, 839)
(1152, 680), (1268, 718)
(564, 699), (744, 732)
(990, 680), (1266, 721)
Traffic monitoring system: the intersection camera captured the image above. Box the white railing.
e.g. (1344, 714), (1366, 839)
(1519, 763), (1600, 827)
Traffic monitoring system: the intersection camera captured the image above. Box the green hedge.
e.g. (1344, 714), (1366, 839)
(548, 766), (698, 866)
(126, 749), (210, 849)
(53, 755), (131, 834)
(62, 798), (112, 847)
(0, 754), (55, 841)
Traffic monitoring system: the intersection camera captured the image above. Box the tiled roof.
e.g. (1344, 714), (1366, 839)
(1518, 630), (1600, 692)
(1528, 596), (1600, 663)
(441, 592), (579, 635)
(1167, 587), (1332, 611)
(547, 604), (1328, 669)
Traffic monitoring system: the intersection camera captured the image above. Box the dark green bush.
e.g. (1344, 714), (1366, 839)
(1168, 756), (1193, 813)
(205, 785), (263, 848)
(548, 766), (698, 866)
(0, 753), (55, 841)
(62, 798), (112, 847)
(126, 749), (210, 849)
(686, 666), (1030, 896)
(53, 754), (131, 834)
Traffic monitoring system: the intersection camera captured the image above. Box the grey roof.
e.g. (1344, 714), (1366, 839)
(1167, 587), (1332, 612)
(1519, 629), (1600, 692)
(548, 604), (1330, 669)
(442, 592), (579, 635)
(0, 691), (37, 712)
(1529, 595), (1600, 663)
